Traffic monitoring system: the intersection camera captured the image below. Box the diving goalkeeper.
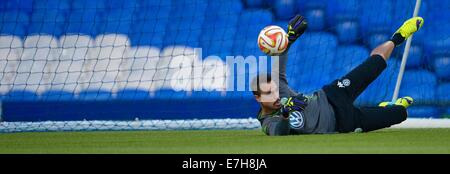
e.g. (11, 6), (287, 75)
(252, 15), (424, 135)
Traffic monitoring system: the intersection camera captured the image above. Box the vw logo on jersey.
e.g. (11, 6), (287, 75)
(289, 111), (305, 129)
(342, 78), (351, 87)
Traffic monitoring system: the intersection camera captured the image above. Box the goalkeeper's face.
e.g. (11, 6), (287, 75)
(255, 81), (281, 110)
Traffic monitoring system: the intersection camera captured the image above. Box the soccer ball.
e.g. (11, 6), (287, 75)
(257, 25), (289, 55)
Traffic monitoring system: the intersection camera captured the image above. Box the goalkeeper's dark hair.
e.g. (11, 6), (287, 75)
(251, 73), (272, 96)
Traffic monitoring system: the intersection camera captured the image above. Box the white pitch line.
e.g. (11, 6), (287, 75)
(391, 118), (450, 128)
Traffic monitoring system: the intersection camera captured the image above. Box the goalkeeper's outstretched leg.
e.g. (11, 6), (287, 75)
(323, 17), (424, 133)
(251, 16), (423, 136)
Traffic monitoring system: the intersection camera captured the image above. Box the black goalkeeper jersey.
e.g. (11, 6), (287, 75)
(257, 51), (336, 135)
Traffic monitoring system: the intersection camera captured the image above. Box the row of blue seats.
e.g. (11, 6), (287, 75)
(0, 77), (448, 104)
(0, 40), (449, 86)
(284, 33), (450, 81)
(2, 100), (448, 121)
(3, 90), (450, 121)
(407, 106), (450, 118)
(0, 89), (250, 101)
(1, 31), (449, 82)
(4, 0), (449, 18)
(247, 0), (450, 21)
(2, 7), (448, 57)
(1, 21), (448, 59)
(0, 0), (166, 12)
(2, 0), (449, 33)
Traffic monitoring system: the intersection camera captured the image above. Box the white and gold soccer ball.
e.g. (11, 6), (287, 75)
(257, 25), (289, 55)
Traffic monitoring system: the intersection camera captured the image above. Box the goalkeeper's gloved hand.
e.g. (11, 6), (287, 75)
(280, 94), (309, 118)
(287, 14), (308, 43)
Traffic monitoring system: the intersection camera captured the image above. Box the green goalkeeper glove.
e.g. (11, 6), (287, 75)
(280, 94), (309, 118)
(287, 15), (308, 43)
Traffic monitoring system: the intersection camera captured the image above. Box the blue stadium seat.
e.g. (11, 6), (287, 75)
(0, 10), (30, 25)
(224, 91), (258, 116)
(273, 0), (296, 20)
(399, 70), (437, 104)
(0, 0), (33, 12)
(163, 0), (207, 47)
(243, 0), (266, 8)
(78, 89), (113, 100)
(304, 9), (325, 31)
(437, 83), (450, 104)
(107, 0), (138, 10)
(3, 90), (38, 101)
(153, 89), (188, 100)
(65, 10), (103, 36)
(27, 23), (64, 37)
(200, 30), (235, 58)
(335, 20), (359, 44)
(289, 32), (338, 61)
(427, 0), (450, 9)
(99, 10), (133, 34)
(433, 57), (450, 80)
(116, 88), (151, 100)
(72, 0), (107, 11)
(130, 21), (167, 47)
(239, 9), (274, 26)
(206, 0), (243, 16)
(326, 0), (360, 25)
(429, 2), (450, 27)
(32, 0), (70, 11)
(130, 0), (172, 47)
(0, 23), (26, 37)
(163, 20), (203, 47)
(355, 59), (400, 106)
(190, 90), (225, 99)
(233, 39), (266, 57)
(425, 4), (450, 24)
(272, 20), (288, 31)
(138, 0), (172, 11)
(201, 0), (241, 58)
(289, 72), (333, 95)
(233, 9), (273, 56)
(0, 11), (29, 36)
(393, 0), (431, 26)
(133, 0), (172, 21)
(402, 70), (438, 86)
(170, 0), (207, 19)
(40, 90), (75, 101)
(287, 32), (338, 94)
(296, 0), (327, 11)
(424, 23), (450, 56)
(286, 51), (333, 90)
(129, 1), (171, 47)
(366, 33), (390, 50)
(359, 0), (393, 34)
(405, 45), (423, 69)
(30, 10), (66, 24)
(234, 9), (273, 38)
(28, 11), (66, 36)
(225, 91), (254, 99)
(334, 45), (369, 76)
(407, 106), (442, 118)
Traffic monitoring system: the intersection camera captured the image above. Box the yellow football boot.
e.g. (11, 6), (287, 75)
(394, 17), (424, 39)
(379, 96), (414, 109)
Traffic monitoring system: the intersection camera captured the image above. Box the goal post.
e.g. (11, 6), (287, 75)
(391, 0), (422, 102)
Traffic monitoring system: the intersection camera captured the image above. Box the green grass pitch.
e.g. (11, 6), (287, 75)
(1, 128), (450, 154)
